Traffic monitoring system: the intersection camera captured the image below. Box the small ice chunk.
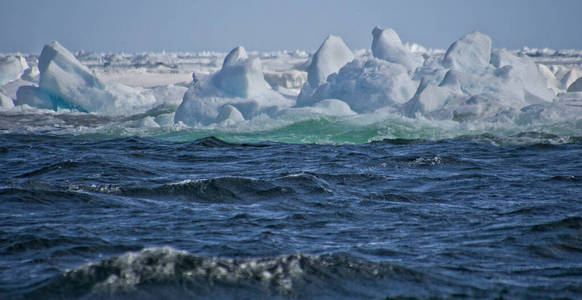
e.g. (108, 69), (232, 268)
(371, 27), (422, 72)
(307, 35), (354, 87)
(211, 46), (270, 98)
(222, 46), (248, 67)
(14, 86), (53, 110)
(280, 99), (355, 118)
(311, 99), (355, 116)
(216, 104), (244, 125)
(0, 56), (29, 85)
(174, 46), (293, 126)
(301, 57), (418, 112)
(442, 31), (492, 72)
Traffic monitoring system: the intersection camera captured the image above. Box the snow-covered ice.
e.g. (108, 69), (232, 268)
(0, 92), (14, 110)
(1, 27), (582, 137)
(371, 26), (423, 72)
(299, 56), (419, 112)
(174, 46), (294, 126)
(442, 31), (492, 72)
(14, 41), (157, 115)
(306, 35), (354, 88)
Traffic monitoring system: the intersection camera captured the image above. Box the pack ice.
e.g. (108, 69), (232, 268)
(14, 41), (156, 115)
(5, 28), (581, 126)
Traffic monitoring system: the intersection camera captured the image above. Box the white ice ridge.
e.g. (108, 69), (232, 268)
(14, 41), (156, 115)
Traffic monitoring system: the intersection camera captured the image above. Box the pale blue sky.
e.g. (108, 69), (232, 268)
(1, 0), (581, 53)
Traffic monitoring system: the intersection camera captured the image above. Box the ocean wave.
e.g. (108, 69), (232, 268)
(24, 247), (449, 300)
(120, 177), (295, 203)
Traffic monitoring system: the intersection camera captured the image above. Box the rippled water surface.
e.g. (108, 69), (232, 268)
(1, 133), (582, 299)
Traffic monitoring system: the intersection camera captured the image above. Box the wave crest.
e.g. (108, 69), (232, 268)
(28, 247), (433, 299)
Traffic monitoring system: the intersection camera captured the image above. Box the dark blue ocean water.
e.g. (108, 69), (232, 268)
(1, 133), (582, 299)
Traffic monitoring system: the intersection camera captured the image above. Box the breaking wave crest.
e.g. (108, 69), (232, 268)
(25, 247), (457, 300)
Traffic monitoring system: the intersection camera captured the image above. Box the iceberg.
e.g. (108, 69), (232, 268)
(371, 26), (422, 72)
(309, 57), (418, 113)
(15, 41), (156, 115)
(442, 31), (492, 72)
(296, 35), (354, 107)
(211, 46), (271, 98)
(174, 46), (294, 126)
(306, 35), (354, 88)
(0, 55), (29, 85)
